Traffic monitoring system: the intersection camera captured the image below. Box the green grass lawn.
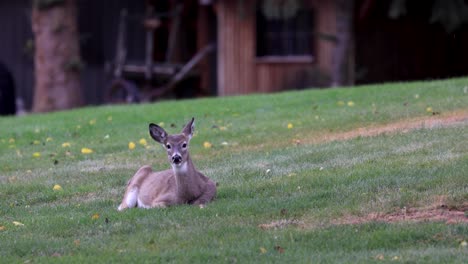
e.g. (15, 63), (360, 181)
(1, 77), (467, 263)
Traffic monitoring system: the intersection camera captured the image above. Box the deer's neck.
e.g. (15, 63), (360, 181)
(172, 156), (198, 198)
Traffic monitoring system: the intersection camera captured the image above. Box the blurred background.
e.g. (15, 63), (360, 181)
(0, 0), (467, 114)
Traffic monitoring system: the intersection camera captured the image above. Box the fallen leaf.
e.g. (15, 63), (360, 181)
(461, 240), (467, 247)
(107, 116), (113, 122)
(274, 245), (285, 253)
(32, 152), (41, 158)
(138, 138), (147, 146)
(287, 123), (293, 129)
(347, 101), (355, 107)
(62, 142), (71, 147)
(91, 213), (100, 220)
(12, 221), (25, 226)
(128, 142), (136, 150)
(203, 141), (212, 149)
(8, 138), (15, 144)
(260, 247), (267, 254)
(89, 119), (97, 125)
(53, 184), (63, 191)
(46, 137), (53, 142)
(0, 226), (5, 231)
(81, 148), (93, 154)
(426, 107), (433, 113)
(375, 254), (385, 260)
(33, 140), (40, 145)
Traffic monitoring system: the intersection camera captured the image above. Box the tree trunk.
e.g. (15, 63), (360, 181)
(32, 0), (83, 112)
(332, 0), (354, 87)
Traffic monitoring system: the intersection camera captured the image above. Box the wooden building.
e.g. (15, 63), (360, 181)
(200, 0), (336, 95)
(2, 0), (466, 111)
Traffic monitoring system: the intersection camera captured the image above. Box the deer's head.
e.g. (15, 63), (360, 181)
(149, 118), (195, 169)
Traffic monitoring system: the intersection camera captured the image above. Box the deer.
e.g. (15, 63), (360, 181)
(118, 118), (216, 210)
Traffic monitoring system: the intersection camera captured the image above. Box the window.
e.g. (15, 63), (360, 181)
(256, 0), (314, 60)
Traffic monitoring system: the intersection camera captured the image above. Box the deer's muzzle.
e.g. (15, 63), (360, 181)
(172, 154), (182, 165)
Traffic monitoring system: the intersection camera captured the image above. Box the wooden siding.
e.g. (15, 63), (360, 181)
(216, 0), (256, 95)
(216, 0), (336, 94)
(256, 62), (315, 92)
(315, 0), (336, 75)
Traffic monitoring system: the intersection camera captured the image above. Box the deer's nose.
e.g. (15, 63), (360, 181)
(172, 154), (182, 164)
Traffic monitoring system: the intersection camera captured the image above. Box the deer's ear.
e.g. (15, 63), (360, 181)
(149, 123), (167, 144)
(181, 117), (195, 140)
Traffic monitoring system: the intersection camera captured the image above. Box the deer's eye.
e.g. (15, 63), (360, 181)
(182, 143), (187, 148)
(166, 144), (171, 149)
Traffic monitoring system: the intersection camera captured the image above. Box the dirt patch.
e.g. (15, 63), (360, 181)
(258, 219), (304, 230)
(332, 203), (468, 226)
(304, 109), (468, 145)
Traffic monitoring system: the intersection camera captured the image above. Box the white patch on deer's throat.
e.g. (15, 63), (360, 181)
(172, 161), (188, 173)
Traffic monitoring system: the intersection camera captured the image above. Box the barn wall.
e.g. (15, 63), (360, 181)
(256, 0), (336, 92)
(216, 0), (336, 95)
(216, 0), (256, 95)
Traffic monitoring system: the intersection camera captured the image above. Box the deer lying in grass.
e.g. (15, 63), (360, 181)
(118, 118), (216, 210)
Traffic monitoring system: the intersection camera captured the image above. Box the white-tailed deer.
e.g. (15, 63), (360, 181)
(118, 118), (216, 210)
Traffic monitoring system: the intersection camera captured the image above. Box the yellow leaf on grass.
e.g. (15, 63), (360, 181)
(33, 140), (40, 145)
(426, 107), (433, 113)
(128, 142), (136, 150)
(62, 142), (71, 147)
(203, 141), (212, 149)
(81, 148), (93, 154)
(53, 184), (63, 191)
(32, 152), (41, 158)
(0, 226), (5, 231)
(13, 221), (24, 226)
(138, 138), (147, 146)
(260, 247), (267, 254)
(91, 213), (100, 220)
(46, 137), (53, 142)
(347, 101), (355, 107)
(287, 123), (293, 129)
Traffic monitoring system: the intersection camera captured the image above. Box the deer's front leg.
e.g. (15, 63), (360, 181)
(150, 193), (178, 208)
(191, 180), (217, 206)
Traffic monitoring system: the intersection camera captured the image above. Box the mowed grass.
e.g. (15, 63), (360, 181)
(0, 77), (467, 263)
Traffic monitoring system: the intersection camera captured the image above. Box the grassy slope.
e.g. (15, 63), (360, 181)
(0, 78), (467, 263)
